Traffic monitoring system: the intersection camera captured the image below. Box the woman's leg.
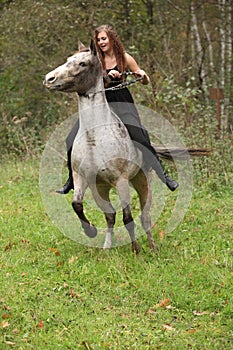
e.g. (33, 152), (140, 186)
(108, 101), (178, 190)
(125, 124), (179, 191)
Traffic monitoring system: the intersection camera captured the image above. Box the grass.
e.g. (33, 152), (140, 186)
(0, 158), (233, 349)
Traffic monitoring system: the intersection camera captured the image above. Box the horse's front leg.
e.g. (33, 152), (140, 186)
(91, 184), (116, 249)
(116, 176), (140, 254)
(103, 211), (116, 249)
(72, 172), (97, 238)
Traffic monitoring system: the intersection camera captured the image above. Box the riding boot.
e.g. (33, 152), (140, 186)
(56, 149), (74, 194)
(153, 153), (179, 192)
(164, 175), (179, 191)
(138, 128), (179, 192)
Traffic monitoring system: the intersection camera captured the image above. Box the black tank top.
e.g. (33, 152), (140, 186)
(104, 66), (142, 128)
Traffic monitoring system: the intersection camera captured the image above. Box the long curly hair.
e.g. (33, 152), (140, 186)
(94, 24), (126, 73)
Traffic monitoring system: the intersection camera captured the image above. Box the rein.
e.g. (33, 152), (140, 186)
(105, 71), (143, 92)
(79, 72), (143, 98)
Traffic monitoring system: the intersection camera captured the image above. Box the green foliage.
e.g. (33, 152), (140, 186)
(0, 0), (232, 186)
(1, 159), (233, 349)
(0, 0), (87, 156)
(153, 74), (233, 186)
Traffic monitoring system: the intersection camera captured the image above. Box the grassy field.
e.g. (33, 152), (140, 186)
(0, 158), (233, 349)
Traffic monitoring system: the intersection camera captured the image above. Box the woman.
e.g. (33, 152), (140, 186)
(57, 24), (178, 194)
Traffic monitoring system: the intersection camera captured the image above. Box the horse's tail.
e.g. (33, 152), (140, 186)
(152, 144), (212, 161)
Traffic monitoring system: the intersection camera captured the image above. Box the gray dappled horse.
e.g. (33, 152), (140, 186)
(43, 40), (158, 254)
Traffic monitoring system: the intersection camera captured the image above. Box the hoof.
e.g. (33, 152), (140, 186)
(132, 241), (140, 254)
(103, 242), (111, 249)
(150, 240), (159, 253)
(83, 224), (97, 238)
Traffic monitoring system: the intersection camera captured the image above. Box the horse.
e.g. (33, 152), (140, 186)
(43, 40), (158, 254)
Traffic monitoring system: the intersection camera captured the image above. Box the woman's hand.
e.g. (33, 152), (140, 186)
(108, 69), (121, 79)
(134, 69), (150, 85)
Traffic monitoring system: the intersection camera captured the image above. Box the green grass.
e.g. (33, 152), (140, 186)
(1, 159), (233, 349)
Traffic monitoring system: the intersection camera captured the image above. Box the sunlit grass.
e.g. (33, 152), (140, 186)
(1, 159), (233, 349)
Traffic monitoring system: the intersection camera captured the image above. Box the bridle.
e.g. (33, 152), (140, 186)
(105, 71), (143, 92)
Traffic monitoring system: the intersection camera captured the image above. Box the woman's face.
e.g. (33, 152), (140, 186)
(96, 31), (112, 53)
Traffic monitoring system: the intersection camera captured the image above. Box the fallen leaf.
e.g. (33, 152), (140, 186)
(163, 324), (174, 331)
(145, 309), (156, 315)
(12, 329), (19, 334)
(48, 247), (57, 252)
(49, 247), (60, 256)
(159, 230), (166, 240)
(70, 288), (83, 301)
(2, 314), (10, 319)
(193, 310), (208, 316)
(187, 329), (196, 334)
(2, 305), (10, 311)
(155, 298), (171, 309)
(146, 298), (171, 314)
(1, 320), (10, 328)
(36, 320), (44, 329)
(4, 243), (14, 251)
(4, 341), (16, 346)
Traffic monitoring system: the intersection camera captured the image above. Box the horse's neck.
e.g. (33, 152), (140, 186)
(78, 77), (116, 130)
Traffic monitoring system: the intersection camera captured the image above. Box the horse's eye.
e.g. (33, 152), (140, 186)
(79, 62), (86, 67)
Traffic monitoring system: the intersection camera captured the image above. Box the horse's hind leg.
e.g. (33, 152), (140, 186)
(72, 172), (97, 238)
(116, 176), (140, 254)
(131, 171), (158, 253)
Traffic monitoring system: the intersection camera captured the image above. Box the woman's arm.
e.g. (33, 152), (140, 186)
(125, 53), (150, 85)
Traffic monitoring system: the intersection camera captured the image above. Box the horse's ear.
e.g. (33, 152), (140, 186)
(90, 39), (97, 56)
(78, 40), (86, 51)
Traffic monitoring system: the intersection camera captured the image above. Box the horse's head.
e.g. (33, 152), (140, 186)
(43, 40), (102, 95)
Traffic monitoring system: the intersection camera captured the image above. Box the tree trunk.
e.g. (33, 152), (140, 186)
(226, 1), (233, 131)
(219, 0), (226, 91)
(190, 0), (207, 97)
(201, 2), (215, 78)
